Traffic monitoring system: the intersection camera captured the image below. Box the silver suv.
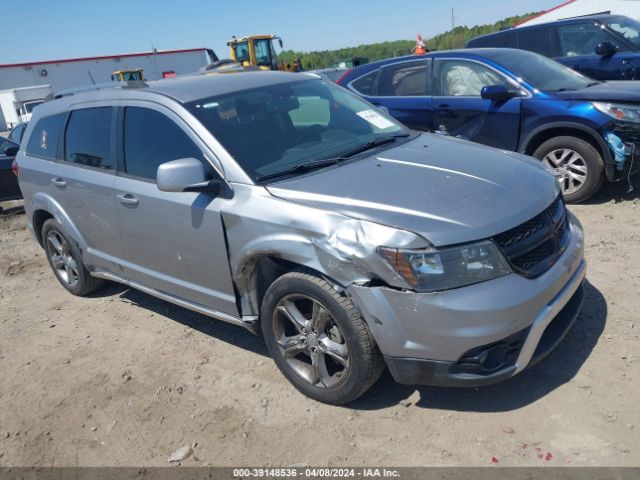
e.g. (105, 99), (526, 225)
(16, 72), (586, 405)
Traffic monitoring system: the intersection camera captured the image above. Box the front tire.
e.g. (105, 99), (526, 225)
(261, 272), (383, 405)
(533, 136), (605, 203)
(42, 219), (105, 296)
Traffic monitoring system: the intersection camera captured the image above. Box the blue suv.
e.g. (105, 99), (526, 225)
(467, 15), (640, 81)
(337, 48), (640, 202)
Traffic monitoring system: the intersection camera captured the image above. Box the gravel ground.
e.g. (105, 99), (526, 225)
(0, 182), (638, 467)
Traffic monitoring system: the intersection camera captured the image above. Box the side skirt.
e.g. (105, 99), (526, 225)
(91, 270), (259, 334)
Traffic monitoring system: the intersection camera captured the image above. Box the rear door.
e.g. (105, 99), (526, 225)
(431, 58), (522, 150)
(112, 102), (238, 316)
(350, 60), (432, 131)
(553, 21), (633, 80)
(58, 105), (121, 269)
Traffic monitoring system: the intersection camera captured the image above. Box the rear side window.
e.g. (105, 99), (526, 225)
(379, 60), (430, 96)
(518, 28), (551, 56)
(123, 107), (204, 180)
(65, 107), (114, 170)
(351, 71), (379, 96)
(25, 113), (66, 159)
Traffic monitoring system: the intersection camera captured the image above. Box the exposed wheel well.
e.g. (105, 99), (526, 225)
(524, 127), (604, 159)
(32, 210), (54, 247)
(243, 256), (342, 317)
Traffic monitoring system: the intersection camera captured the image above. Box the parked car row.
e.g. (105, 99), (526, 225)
(337, 47), (640, 202)
(15, 70), (586, 404)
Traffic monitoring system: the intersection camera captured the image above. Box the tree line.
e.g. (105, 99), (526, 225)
(278, 12), (539, 70)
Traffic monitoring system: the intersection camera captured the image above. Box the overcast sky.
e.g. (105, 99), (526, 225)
(2, 0), (562, 64)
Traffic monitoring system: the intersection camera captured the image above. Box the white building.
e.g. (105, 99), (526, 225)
(517, 0), (640, 27)
(0, 48), (218, 93)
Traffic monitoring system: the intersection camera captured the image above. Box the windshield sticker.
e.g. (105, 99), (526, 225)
(356, 109), (396, 129)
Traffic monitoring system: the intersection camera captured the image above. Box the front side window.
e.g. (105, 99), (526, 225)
(517, 28), (551, 56)
(557, 23), (626, 56)
(379, 61), (430, 96)
(186, 79), (407, 181)
(123, 107), (204, 180)
(436, 60), (510, 96)
(65, 107), (113, 170)
(26, 113), (67, 159)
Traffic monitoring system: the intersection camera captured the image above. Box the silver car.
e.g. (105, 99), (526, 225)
(16, 71), (586, 404)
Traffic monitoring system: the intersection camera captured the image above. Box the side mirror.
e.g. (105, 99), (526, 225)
(481, 85), (518, 101)
(157, 158), (221, 195)
(595, 41), (617, 57)
(4, 146), (19, 157)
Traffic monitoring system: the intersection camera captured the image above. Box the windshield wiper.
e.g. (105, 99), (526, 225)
(585, 81), (601, 87)
(338, 133), (411, 158)
(256, 133), (412, 183)
(256, 158), (346, 182)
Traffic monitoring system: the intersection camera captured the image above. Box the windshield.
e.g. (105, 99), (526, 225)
(482, 49), (594, 91)
(186, 79), (408, 181)
(605, 16), (640, 48)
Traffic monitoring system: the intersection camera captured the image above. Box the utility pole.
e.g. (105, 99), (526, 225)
(451, 8), (456, 49)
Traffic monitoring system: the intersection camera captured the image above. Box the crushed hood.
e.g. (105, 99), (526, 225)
(554, 81), (640, 102)
(267, 134), (559, 246)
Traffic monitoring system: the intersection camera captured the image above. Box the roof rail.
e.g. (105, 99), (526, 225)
(50, 80), (149, 100)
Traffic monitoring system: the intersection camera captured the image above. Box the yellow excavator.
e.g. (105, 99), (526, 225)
(227, 35), (302, 72)
(111, 69), (144, 82)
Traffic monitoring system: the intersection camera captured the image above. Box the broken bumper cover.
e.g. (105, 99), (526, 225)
(347, 213), (585, 387)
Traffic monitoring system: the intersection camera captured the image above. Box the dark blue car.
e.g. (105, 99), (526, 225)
(337, 48), (640, 202)
(467, 15), (640, 81)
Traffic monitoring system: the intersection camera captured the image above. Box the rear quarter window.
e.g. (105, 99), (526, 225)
(351, 70), (379, 96)
(468, 31), (516, 48)
(25, 113), (67, 159)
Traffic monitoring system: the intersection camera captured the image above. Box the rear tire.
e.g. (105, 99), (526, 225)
(261, 272), (384, 405)
(533, 136), (604, 203)
(42, 219), (105, 296)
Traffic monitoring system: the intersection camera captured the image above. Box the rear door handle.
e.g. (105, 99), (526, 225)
(51, 178), (67, 188)
(117, 193), (139, 206)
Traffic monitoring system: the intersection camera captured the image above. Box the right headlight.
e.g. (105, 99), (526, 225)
(378, 240), (512, 292)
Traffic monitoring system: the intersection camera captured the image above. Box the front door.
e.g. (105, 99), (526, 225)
(432, 59), (522, 150)
(112, 104), (238, 316)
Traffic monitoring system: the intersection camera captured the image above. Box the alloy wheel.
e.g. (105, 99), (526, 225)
(542, 148), (588, 195)
(272, 294), (350, 388)
(46, 231), (79, 287)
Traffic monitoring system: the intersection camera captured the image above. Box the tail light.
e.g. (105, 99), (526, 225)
(336, 68), (352, 85)
(11, 159), (19, 177)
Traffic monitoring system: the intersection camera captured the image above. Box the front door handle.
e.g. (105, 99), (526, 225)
(51, 178), (67, 188)
(117, 193), (139, 206)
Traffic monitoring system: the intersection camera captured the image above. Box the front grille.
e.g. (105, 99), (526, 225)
(493, 195), (569, 278)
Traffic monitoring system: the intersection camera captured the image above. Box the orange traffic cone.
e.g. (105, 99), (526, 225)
(415, 34), (427, 55)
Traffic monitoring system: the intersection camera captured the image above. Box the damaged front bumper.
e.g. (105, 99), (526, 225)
(347, 214), (586, 387)
(604, 124), (640, 181)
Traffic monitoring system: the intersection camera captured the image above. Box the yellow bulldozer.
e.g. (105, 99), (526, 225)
(227, 35), (302, 72)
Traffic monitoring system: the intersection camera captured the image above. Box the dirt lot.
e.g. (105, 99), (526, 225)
(0, 182), (638, 467)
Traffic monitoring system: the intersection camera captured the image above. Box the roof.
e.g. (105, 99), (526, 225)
(53, 70), (312, 104)
(0, 48), (209, 69)
(514, 0), (578, 26)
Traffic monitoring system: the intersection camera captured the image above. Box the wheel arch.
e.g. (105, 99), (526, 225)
(29, 192), (88, 251)
(519, 122), (615, 181)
